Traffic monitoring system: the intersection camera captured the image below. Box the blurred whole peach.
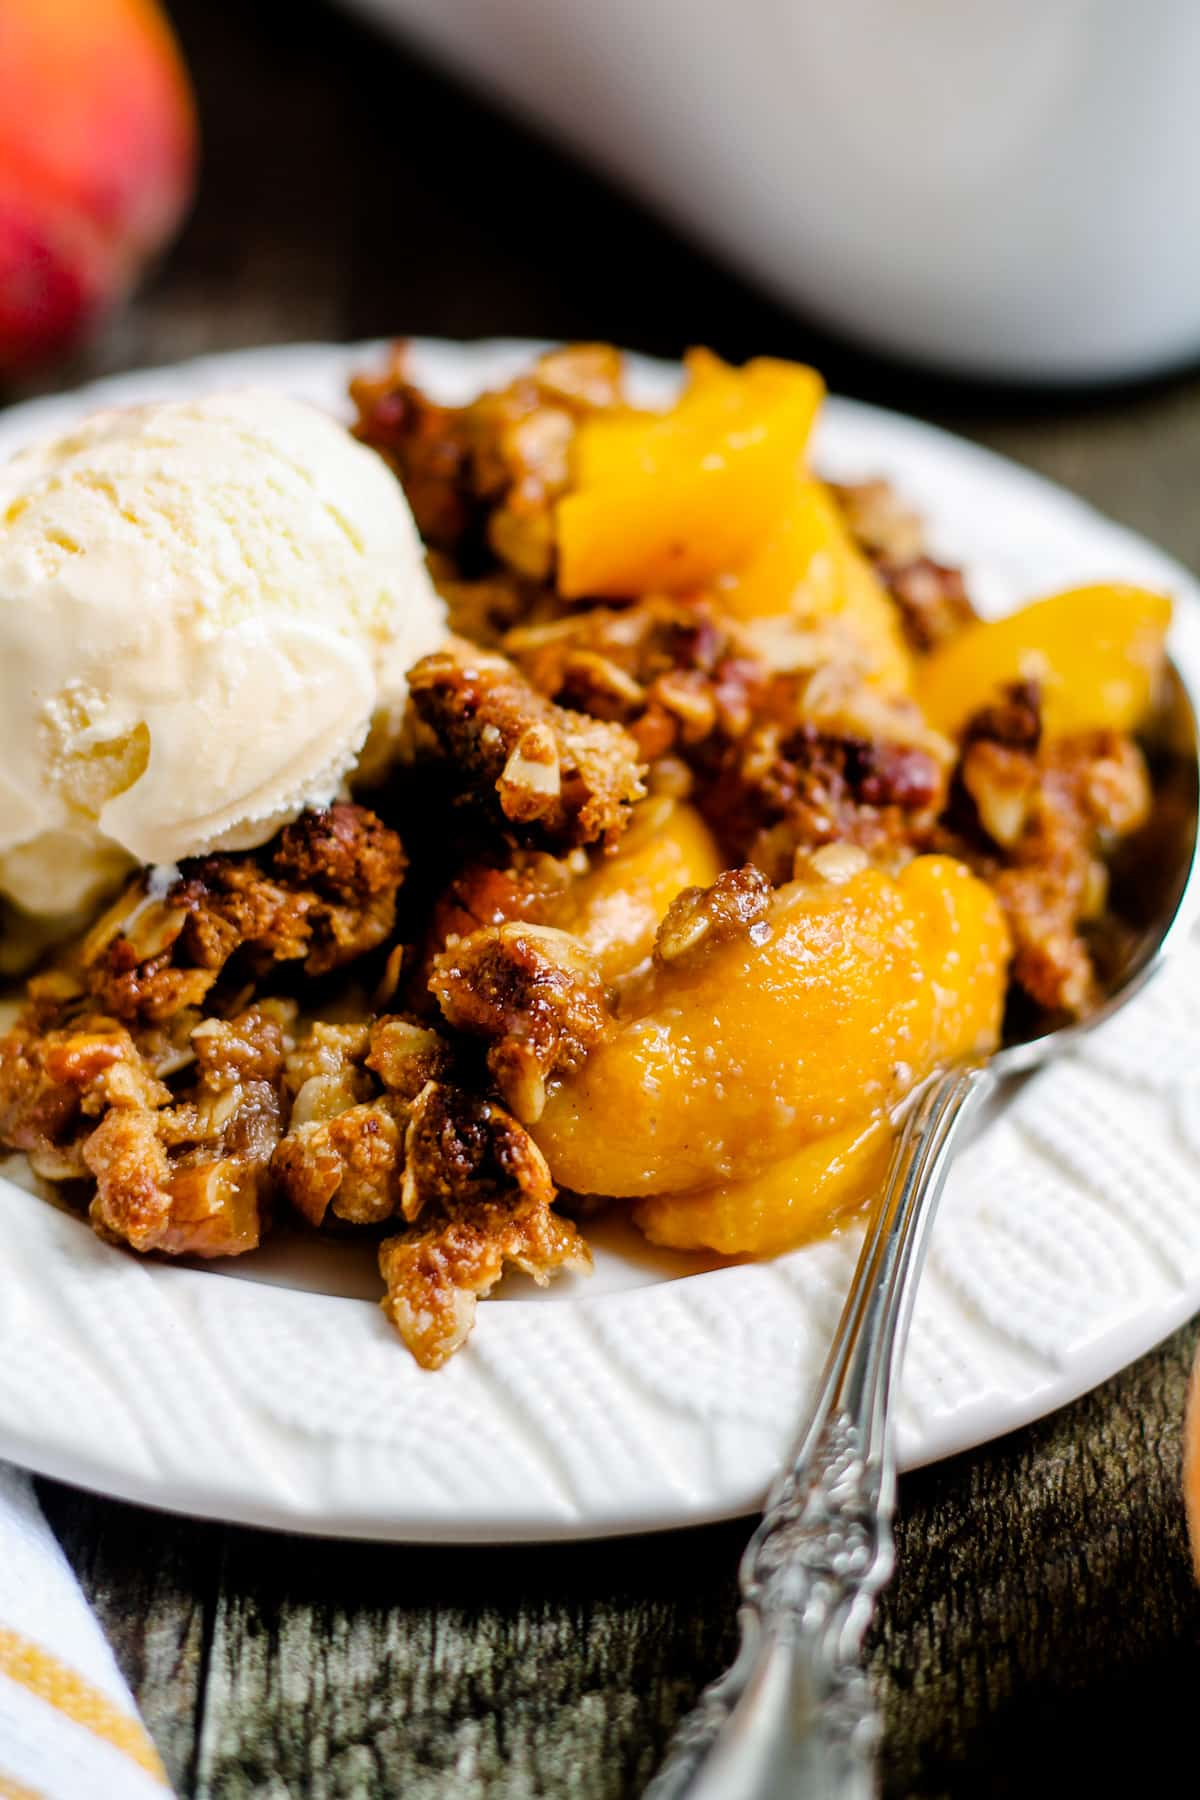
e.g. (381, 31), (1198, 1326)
(0, 0), (196, 376)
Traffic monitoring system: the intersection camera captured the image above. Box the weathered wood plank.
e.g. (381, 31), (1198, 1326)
(190, 1521), (742, 1798)
(871, 1317), (1200, 1797)
(37, 1484), (222, 1794)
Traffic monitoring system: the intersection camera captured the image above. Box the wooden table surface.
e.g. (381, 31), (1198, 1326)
(11, 2), (1200, 1793)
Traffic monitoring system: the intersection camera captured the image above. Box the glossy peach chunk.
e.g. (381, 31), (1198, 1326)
(544, 798), (722, 983)
(635, 1114), (893, 1256)
(557, 350), (824, 598)
(718, 478), (912, 693)
(917, 585), (1172, 739)
(532, 856), (1010, 1200)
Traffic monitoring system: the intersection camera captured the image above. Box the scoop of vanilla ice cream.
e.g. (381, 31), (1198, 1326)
(0, 389), (445, 918)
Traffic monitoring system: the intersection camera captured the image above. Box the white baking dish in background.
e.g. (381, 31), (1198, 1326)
(344, 0), (1200, 385)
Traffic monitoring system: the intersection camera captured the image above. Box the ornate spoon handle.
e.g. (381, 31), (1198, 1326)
(644, 1062), (995, 1800)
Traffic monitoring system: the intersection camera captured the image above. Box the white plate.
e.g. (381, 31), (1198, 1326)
(1, 339), (1199, 1544)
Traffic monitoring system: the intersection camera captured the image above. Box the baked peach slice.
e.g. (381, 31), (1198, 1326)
(635, 1114), (895, 1256)
(918, 585), (1171, 739)
(557, 349), (824, 598)
(532, 855), (1010, 1243)
(542, 797), (723, 983)
(718, 477), (913, 694)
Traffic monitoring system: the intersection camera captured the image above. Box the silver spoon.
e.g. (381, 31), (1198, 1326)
(645, 659), (1200, 1800)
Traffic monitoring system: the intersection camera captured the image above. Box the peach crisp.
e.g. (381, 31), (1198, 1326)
(0, 343), (1172, 1366)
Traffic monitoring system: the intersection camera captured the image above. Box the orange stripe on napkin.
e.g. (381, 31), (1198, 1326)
(0, 1774), (45, 1800)
(0, 1627), (166, 1783)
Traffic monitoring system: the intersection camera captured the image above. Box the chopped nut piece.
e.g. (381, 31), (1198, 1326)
(654, 866), (772, 967)
(534, 343), (624, 410)
(272, 1099), (405, 1228)
(876, 556), (977, 654)
(829, 478), (926, 565)
(0, 1017), (168, 1178)
(701, 717), (945, 883)
(829, 478), (977, 652)
(961, 679), (1043, 755)
(408, 642), (645, 849)
(272, 805), (407, 911)
(431, 925), (609, 1123)
(500, 723), (562, 806)
(87, 1109), (267, 1259)
(961, 742), (1038, 848)
(271, 1013), (456, 1229)
(942, 685), (1152, 1014)
(400, 1080), (556, 1221)
(802, 843), (872, 884)
(380, 1080), (588, 1367)
(84, 1006), (288, 1259)
(76, 804), (406, 1026)
(366, 1017), (453, 1099)
(505, 596), (755, 753)
(561, 650), (645, 711)
(654, 670), (719, 740)
(379, 1202), (589, 1371)
(284, 1021), (372, 1095)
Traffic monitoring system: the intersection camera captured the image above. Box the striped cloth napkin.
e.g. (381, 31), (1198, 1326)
(0, 1464), (168, 1799)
